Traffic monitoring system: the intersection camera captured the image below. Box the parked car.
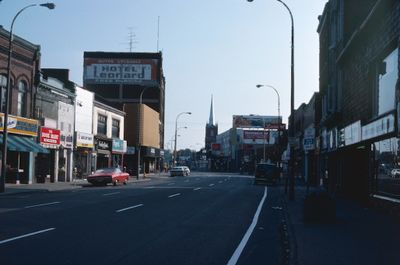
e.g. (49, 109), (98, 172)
(254, 162), (280, 185)
(170, 166), (189, 177)
(87, 167), (129, 186)
(391, 168), (400, 178)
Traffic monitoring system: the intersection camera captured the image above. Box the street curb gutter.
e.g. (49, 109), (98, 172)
(281, 190), (299, 265)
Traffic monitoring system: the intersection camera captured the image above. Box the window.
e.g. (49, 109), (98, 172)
(0, 75), (7, 112)
(97, 114), (107, 135)
(17, 81), (27, 116)
(377, 48), (398, 115)
(112, 118), (120, 138)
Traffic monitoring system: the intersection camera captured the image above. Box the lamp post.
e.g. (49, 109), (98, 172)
(136, 87), (149, 180)
(173, 112), (191, 166)
(247, 0), (295, 200)
(0, 3), (55, 193)
(256, 84), (281, 162)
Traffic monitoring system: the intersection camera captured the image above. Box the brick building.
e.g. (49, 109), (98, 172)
(317, 0), (400, 202)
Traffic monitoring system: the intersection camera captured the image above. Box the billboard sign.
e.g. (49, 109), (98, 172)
(40, 127), (60, 149)
(233, 115), (279, 128)
(83, 58), (159, 86)
(76, 132), (94, 148)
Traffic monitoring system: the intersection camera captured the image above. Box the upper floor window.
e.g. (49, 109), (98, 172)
(377, 48), (398, 115)
(17, 80), (27, 116)
(0, 75), (6, 113)
(112, 118), (120, 138)
(97, 114), (107, 136)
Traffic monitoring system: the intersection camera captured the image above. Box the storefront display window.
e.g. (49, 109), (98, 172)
(374, 137), (400, 198)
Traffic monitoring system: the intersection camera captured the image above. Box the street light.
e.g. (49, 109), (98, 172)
(0, 2), (55, 193)
(173, 112), (191, 166)
(247, 0), (295, 200)
(136, 87), (149, 180)
(256, 84), (281, 162)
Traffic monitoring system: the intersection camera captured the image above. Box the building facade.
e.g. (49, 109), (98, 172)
(0, 26), (48, 184)
(317, 0), (400, 202)
(83, 52), (165, 175)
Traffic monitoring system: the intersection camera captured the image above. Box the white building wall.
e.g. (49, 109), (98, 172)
(75, 86), (94, 134)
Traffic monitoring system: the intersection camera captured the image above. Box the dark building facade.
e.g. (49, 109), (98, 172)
(317, 0), (400, 202)
(83, 52), (165, 174)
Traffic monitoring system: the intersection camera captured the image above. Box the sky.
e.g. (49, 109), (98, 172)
(1, 0), (327, 151)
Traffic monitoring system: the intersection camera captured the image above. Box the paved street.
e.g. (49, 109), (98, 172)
(0, 173), (284, 265)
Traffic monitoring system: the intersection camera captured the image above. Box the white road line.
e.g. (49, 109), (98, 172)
(0, 228), (56, 245)
(209, 184), (215, 187)
(168, 193), (181, 198)
(227, 187), (268, 265)
(24, 202), (60, 209)
(218, 181), (223, 184)
(103, 192), (120, 196)
(193, 187), (201, 191)
(116, 204), (144, 213)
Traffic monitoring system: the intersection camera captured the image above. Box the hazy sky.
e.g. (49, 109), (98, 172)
(1, 0), (327, 151)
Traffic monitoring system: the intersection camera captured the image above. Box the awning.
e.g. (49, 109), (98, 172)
(0, 135), (49, 153)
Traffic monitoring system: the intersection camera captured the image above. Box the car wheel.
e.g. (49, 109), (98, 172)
(123, 178), (128, 185)
(113, 180), (117, 186)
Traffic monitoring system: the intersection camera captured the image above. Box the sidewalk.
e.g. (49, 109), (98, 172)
(282, 185), (400, 265)
(1, 174), (156, 196)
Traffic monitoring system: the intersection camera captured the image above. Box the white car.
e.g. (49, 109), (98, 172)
(170, 166), (190, 177)
(391, 168), (400, 178)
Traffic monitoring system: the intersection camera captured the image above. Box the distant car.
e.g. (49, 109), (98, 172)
(254, 163), (280, 185)
(87, 167), (129, 186)
(182, 166), (190, 176)
(391, 168), (400, 178)
(170, 166), (189, 177)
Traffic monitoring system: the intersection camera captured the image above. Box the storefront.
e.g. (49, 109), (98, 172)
(94, 136), (112, 169)
(112, 138), (127, 168)
(0, 114), (49, 184)
(74, 131), (94, 178)
(37, 127), (60, 183)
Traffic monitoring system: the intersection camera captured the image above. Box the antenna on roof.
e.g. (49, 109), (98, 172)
(127, 27), (138, 52)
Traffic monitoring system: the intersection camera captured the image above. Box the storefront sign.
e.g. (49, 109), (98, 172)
(76, 132), (94, 148)
(362, 113), (395, 141)
(0, 113), (38, 136)
(112, 139), (127, 153)
(344, 121), (361, 146)
(40, 127), (60, 149)
(303, 126), (315, 151)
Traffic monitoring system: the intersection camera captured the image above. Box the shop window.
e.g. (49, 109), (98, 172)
(112, 118), (120, 138)
(377, 48), (398, 115)
(97, 114), (107, 136)
(17, 80), (27, 116)
(374, 138), (400, 198)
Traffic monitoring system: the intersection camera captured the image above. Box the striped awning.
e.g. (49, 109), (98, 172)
(0, 134), (49, 153)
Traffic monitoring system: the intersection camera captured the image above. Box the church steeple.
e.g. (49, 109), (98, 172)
(208, 95), (214, 126)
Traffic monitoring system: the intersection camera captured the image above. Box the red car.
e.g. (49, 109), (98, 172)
(87, 167), (129, 186)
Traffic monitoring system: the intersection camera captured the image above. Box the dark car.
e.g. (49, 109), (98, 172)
(254, 163), (280, 185)
(87, 167), (129, 186)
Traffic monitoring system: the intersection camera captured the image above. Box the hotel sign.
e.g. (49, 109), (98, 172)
(83, 58), (159, 85)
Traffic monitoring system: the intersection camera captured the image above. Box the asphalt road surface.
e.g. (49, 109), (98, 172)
(0, 172), (284, 265)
